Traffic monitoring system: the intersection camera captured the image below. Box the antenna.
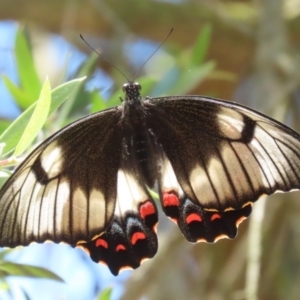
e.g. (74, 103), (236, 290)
(80, 28), (174, 82)
(133, 28), (173, 80)
(80, 34), (130, 82)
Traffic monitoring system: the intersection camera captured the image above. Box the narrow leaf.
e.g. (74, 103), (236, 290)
(190, 24), (212, 67)
(0, 262), (63, 282)
(0, 77), (86, 157)
(15, 29), (41, 107)
(14, 79), (51, 156)
(2, 75), (31, 107)
(0, 143), (5, 157)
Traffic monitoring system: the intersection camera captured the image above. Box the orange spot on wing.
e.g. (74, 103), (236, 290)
(211, 213), (221, 221)
(140, 201), (156, 219)
(186, 213), (202, 224)
(96, 239), (108, 248)
(131, 232), (146, 245)
(163, 192), (180, 207)
(116, 244), (126, 252)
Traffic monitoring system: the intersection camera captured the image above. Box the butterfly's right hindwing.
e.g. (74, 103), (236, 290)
(0, 108), (123, 246)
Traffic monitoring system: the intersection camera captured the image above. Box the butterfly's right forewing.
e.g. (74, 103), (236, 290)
(144, 96), (300, 243)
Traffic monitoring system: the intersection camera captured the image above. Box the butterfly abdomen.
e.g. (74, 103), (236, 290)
(130, 127), (157, 188)
(123, 98), (158, 188)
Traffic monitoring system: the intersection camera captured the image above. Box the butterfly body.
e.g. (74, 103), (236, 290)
(1, 81), (300, 275)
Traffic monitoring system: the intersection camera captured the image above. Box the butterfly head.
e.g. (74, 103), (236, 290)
(122, 82), (142, 103)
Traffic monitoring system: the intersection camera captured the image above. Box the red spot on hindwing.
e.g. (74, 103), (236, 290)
(95, 239), (108, 248)
(211, 213), (221, 221)
(163, 192), (180, 207)
(116, 244), (126, 252)
(186, 213), (203, 224)
(140, 201), (156, 219)
(131, 232), (146, 245)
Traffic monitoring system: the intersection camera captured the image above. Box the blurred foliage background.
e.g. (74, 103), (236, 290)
(0, 0), (300, 299)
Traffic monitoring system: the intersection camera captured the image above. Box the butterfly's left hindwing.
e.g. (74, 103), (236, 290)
(78, 168), (158, 275)
(144, 96), (300, 243)
(78, 130), (159, 275)
(0, 108), (125, 246)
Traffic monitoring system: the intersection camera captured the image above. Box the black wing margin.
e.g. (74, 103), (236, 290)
(144, 96), (300, 243)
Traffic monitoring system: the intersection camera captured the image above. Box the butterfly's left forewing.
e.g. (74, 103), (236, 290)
(145, 96), (300, 243)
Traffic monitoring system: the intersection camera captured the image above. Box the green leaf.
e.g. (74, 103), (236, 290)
(148, 189), (159, 200)
(0, 261), (63, 282)
(2, 75), (31, 108)
(0, 121), (11, 136)
(190, 24), (212, 67)
(14, 79), (51, 156)
(14, 29), (41, 108)
(97, 287), (112, 300)
(0, 77), (86, 157)
(0, 143), (5, 158)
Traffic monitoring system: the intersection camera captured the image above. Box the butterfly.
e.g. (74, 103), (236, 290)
(0, 80), (300, 276)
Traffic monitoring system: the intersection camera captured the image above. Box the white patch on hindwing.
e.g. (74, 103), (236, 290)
(40, 142), (63, 178)
(114, 169), (149, 217)
(159, 153), (184, 197)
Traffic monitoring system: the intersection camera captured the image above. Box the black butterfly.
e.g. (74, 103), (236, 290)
(0, 81), (300, 276)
